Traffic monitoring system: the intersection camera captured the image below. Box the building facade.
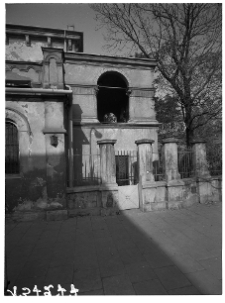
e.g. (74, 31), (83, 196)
(5, 24), (159, 219)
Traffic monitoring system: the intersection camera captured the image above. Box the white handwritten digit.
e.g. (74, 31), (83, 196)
(33, 285), (42, 296)
(70, 284), (79, 296)
(21, 287), (31, 296)
(43, 285), (54, 296)
(57, 284), (67, 296)
(7, 286), (17, 296)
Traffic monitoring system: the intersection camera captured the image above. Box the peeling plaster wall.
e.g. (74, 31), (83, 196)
(6, 41), (44, 62)
(5, 99), (67, 213)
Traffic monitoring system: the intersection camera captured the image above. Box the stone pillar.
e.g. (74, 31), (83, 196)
(191, 139), (210, 178)
(97, 139), (119, 215)
(162, 138), (181, 182)
(135, 139), (162, 212)
(43, 101), (67, 208)
(162, 138), (184, 209)
(135, 139), (155, 185)
(191, 139), (212, 203)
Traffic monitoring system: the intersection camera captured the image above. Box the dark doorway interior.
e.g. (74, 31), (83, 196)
(97, 72), (129, 123)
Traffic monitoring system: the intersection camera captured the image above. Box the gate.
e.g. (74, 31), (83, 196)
(115, 151), (139, 210)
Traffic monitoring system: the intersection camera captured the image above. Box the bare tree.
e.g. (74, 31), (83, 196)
(90, 3), (222, 145)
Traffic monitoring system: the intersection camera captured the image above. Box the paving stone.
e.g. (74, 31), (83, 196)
(172, 253), (204, 273)
(144, 248), (174, 268)
(50, 253), (75, 268)
(118, 247), (146, 265)
(154, 265), (191, 290)
(79, 288), (104, 295)
(102, 274), (135, 295)
(186, 269), (222, 295)
(133, 279), (167, 295)
(125, 261), (157, 283)
(45, 265), (73, 285)
(168, 285), (201, 295)
(73, 267), (102, 293)
(198, 257), (222, 279)
(99, 257), (126, 278)
(19, 258), (49, 278)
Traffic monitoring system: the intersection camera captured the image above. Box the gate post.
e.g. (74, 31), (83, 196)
(97, 139), (119, 215)
(191, 139), (210, 178)
(135, 139), (159, 212)
(162, 138), (185, 209)
(191, 139), (212, 203)
(162, 138), (181, 182)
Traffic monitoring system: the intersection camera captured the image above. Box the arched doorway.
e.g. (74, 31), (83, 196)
(97, 71), (129, 123)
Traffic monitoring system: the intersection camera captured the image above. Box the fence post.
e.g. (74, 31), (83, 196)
(162, 138), (181, 182)
(162, 138), (185, 209)
(191, 139), (212, 204)
(191, 139), (211, 178)
(135, 139), (155, 185)
(135, 139), (162, 211)
(97, 139), (119, 215)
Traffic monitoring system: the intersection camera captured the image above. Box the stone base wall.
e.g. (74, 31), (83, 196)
(140, 176), (221, 212)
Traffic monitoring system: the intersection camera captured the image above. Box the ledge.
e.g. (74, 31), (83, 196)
(97, 139), (117, 145)
(43, 128), (67, 134)
(64, 52), (157, 69)
(135, 139), (155, 145)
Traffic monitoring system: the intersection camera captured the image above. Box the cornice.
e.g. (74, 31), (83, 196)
(64, 52), (157, 69)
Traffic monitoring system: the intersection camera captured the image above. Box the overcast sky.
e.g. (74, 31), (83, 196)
(6, 3), (110, 55)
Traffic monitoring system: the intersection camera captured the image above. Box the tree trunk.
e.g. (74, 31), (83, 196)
(185, 126), (194, 146)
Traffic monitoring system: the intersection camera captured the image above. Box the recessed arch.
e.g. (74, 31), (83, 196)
(97, 71), (129, 123)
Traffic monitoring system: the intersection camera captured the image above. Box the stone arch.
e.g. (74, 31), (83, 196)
(5, 107), (33, 173)
(96, 70), (130, 123)
(44, 53), (62, 64)
(94, 67), (131, 88)
(5, 107), (32, 135)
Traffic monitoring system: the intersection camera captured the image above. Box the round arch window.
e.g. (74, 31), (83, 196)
(97, 72), (129, 123)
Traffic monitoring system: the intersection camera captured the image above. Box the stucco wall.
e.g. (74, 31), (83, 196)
(5, 98), (67, 213)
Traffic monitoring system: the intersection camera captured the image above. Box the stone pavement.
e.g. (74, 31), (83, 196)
(5, 202), (222, 296)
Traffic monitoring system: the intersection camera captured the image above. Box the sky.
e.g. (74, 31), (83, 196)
(5, 2), (110, 56)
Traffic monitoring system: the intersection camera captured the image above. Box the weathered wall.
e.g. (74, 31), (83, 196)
(73, 125), (158, 155)
(66, 63), (157, 124)
(6, 41), (44, 62)
(5, 98), (67, 213)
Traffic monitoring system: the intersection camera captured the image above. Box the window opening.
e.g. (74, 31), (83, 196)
(5, 121), (19, 174)
(97, 72), (129, 123)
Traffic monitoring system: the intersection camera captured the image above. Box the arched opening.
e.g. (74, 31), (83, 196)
(5, 120), (20, 174)
(97, 72), (129, 123)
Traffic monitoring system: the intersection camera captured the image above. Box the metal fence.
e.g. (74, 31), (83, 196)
(178, 146), (194, 179)
(153, 150), (165, 181)
(73, 151), (101, 186)
(115, 150), (138, 186)
(206, 143), (222, 176)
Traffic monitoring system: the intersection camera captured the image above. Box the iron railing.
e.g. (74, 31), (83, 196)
(206, 143), (222, 176)
(178, 146), (194, 179)
(73, 151), (101, 186)
(115, 150), (138, 186)
(153, 150), (165, 181)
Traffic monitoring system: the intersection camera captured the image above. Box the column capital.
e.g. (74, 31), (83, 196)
(162, 138), (179, 144)
(190, 138), (206, 144)
(135, 139), (154, 145)
(97, 139), (117, 145)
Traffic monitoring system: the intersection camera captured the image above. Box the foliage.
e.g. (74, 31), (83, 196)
(90, 3), (222, 145)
